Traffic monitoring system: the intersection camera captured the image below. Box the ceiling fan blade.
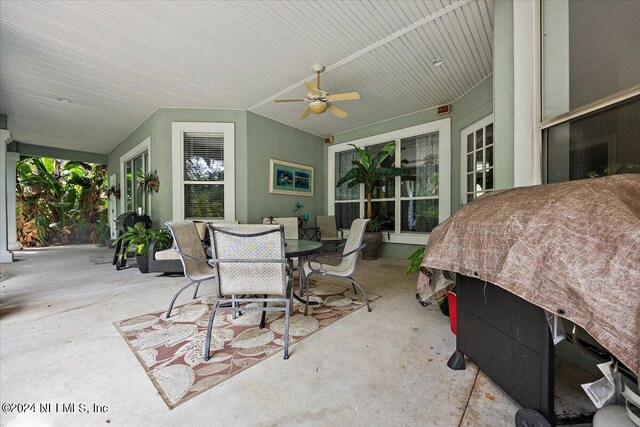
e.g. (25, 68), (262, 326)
(299, 107), (312, 119)
(327, 92), (361, 102)
(275, 98), (306, 102)
(327, 103), (348, 119)
(304, 81), (320, 95)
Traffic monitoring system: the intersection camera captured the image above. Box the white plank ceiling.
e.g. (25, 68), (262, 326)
(0, 0), (493, 155)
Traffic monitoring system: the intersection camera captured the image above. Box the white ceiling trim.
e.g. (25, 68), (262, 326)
(248, 0), (474, 111)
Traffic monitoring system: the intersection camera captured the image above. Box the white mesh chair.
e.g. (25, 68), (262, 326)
(205, 224), (293, 360)
(302, 218), (371, 315)
(164, 221), (216, 318)
(317, 215), (344, 249)
(262, 217), (299, 239)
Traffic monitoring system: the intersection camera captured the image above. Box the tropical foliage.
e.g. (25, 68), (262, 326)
(16, 157), (109, 246)
(404, 247), (425, 274)
(115, 222), (172, 257)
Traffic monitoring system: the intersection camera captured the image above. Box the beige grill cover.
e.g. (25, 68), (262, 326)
(416, 174), (640, 380)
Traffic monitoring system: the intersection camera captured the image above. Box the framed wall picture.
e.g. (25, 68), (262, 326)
(269, 159), (314, 197)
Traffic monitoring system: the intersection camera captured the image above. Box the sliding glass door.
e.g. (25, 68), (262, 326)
(123, 151), (149, 214)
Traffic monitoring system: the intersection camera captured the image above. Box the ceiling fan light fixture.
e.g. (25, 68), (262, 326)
(309, 100), (327, 114)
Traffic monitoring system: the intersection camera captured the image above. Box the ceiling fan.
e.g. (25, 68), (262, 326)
(275, 64), (360, 119)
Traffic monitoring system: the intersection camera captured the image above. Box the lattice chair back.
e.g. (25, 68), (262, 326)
(165, 221), (212, 281)
(262, 217), (299, 240)
(317, 215), (340, 239)
(339, 218), (370, 275)
(209, 224), (287, 297)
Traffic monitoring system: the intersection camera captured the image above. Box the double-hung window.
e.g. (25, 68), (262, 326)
(328, 119), (450, 245)
(172, 122), (235, 221)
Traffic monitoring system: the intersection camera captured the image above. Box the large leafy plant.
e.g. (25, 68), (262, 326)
(115, 222), (172, 257)
(16, 157), (109, 246)
(336, 142), (409, 221)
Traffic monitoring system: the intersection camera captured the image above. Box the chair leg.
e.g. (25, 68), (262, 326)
(352, 283), (357, 294)
(232, 296), (238, 319)
(349, 277), (371, 312)
(259, 295), (267, 329)
(303, 273), (315, 316)
(203, 299), (220, 361)
(167, 280), (197, 318)
(283, 298), (291, 360)
(192, 281), (202, 299)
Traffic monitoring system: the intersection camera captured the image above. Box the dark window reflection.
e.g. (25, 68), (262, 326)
(334, 202), (359, 229)
(547, 97), (640, 183)
(371, 201), (395, 231)
(401, 200), (439, 232)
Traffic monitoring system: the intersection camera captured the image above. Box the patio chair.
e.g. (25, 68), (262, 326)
(316, 215), (344, 250)
(164, 221), (216, 318)
(205, 224), (293, 360)
(302, 218), (371, 315)
(262, 217), (299, 239)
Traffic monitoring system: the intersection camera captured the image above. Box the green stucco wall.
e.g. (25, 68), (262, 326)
(451, 76), (494, 209)
(107, 108), (323, 228)
(246, 112), (324, 225)
(327, 76), (494, 259)
(107, 109), (247, 227)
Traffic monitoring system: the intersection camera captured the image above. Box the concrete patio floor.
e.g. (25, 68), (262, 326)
(0, 245), (521, 426)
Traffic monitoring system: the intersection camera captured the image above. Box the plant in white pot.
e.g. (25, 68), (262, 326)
(336, 142), (408, 259)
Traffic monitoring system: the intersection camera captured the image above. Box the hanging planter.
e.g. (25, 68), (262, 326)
(106, 185), (121, 199)
(138, 170), (160, 194)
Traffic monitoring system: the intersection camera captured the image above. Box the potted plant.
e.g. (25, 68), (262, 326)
(106, 185), (121, 199)
(115, 222), (172, 273)
(336, 141), (408, 259)
(138, 169), (160, 194)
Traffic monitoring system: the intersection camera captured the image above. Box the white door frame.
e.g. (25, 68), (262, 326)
(460, 114), (493, 205)
(119, 137), (151, 215)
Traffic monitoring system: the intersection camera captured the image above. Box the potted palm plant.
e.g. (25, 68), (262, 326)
(336, 142), (408, 259)
(115, 222), (172, 273)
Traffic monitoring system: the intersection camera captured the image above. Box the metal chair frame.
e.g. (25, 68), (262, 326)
(205, 225), (293, 360)
(303, 243), (371, 315)
(165, 221), (216, 318)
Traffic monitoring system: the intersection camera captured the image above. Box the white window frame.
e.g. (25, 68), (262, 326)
(120, 136), (151, 216)
(460, 114), (494, 205)
(328, 119), (451, 245)
(171, 122), (235, 221)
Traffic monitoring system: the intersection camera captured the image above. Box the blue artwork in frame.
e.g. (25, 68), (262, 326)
(269, 159), (314, 197)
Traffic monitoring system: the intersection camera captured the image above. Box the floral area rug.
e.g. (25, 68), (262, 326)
(114, 282), (380, 408)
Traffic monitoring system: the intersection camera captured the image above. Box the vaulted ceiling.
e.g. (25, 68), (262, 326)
(0, 0), (493, 154)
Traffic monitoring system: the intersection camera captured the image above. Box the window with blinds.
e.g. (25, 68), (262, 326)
(183, 132), (225, 219)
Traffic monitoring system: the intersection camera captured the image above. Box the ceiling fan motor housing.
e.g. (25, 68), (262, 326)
(309, 100), (328, 114)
